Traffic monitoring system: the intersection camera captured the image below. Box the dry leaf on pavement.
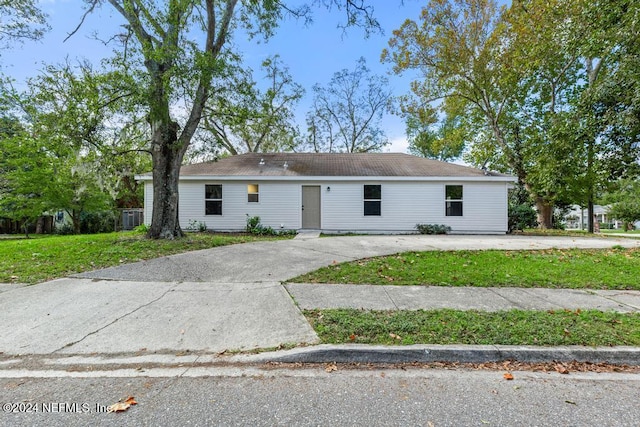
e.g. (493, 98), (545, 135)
(107, 396), (138, 413)
(325, 363), (338, 373)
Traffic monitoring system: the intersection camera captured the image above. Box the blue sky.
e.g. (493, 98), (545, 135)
(3, 1), (427, 153)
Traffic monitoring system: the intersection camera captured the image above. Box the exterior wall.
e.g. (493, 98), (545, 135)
(321, 181), (509, 233)
(177, 180), (301, 231)
(143, 182), (153, 225)
(141, 179), (510, 234)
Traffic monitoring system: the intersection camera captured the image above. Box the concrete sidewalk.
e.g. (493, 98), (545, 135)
(286, 284), (640, 312)
(1, 235), (639, 365)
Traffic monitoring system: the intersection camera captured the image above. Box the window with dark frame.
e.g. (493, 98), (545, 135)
(445, 185), (463, 216)
(247, 184), (259, 203)
(364, 185), (381, 216)
(205, 184), (222, 215)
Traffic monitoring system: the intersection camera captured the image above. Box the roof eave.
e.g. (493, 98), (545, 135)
(135, 174), (516, 182)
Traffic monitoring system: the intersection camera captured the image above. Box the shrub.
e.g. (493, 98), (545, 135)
(187, 219), (207, 232)
(246, 215), (261, 233)
(246, 215), (296, 236)
(133, 223), (149, 233)
(415, 224), (451, 235)
(508, 203), (538, 232)
(508, 182), (538, 232)
(55, 223), (75, 235)
(80, 210), (117, 234)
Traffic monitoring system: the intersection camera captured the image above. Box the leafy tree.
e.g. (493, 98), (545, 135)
(384, 0), (639, 230)
(0, 117), (43, 235)
(508, 181), (538, 232)
(303, 57), (391, 153)
(383, 0), (548, 220)
(0, 0), (49, 47)
(196, 54), (304, 157)
(602, 180), (640, 230)
(0, 60), (151, 234)
(75, 0), (378, 239)
(25, 61), (151, 210)
(406, 114), (466, 162)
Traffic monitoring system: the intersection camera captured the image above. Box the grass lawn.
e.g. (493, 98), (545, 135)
(305, 309), (640, 346)
(290, 248), (640, 290)
(602, 229), (640, 234)
(0, 231), (289, 284)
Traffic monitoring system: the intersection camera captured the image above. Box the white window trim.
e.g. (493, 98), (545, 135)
(445, 185), (463, 217)
(363, 184), (382, 217)
(205, 184), (223, 216)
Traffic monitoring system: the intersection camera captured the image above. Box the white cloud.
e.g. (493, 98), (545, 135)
(386, 136), (410, 154)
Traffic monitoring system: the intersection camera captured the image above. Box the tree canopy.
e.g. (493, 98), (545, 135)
(303, 57), (391, 153)
(383, 0), (640, 229)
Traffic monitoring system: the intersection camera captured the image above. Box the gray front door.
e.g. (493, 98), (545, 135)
(302, 185), (321, 229)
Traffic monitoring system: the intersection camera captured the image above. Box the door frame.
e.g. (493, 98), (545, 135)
(301, 185), (321, 229)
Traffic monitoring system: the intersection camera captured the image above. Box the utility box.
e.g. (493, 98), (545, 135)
(122, 209), (144, 230)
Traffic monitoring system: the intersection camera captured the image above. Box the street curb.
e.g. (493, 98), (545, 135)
(243, 344), (640, 365)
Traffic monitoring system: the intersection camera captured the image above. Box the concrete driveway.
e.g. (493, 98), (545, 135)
(1, 234), (639, 357)
(74, 234), (640, 283)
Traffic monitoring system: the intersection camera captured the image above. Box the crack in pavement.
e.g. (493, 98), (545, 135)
(486, 288), (532, 310)
(50, 283), (181, 355)
(587, 290), (640, 311)
(383, 287), (400, 310)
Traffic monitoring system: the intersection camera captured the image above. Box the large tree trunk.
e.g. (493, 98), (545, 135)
(71, 210), (81, 234)
(148, 121), (185, 239)
(535, 196), (553, 229)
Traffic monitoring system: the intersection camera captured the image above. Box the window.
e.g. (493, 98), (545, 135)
(364, 185), (381, 216)
(205, 184), (222, 215)
(247, 184), (259, 203)
(445, 185), (463, 216)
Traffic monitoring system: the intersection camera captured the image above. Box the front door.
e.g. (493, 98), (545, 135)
(302, 185), (321, 229)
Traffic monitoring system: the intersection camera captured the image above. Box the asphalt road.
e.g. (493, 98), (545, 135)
(1, 367), (638, 426)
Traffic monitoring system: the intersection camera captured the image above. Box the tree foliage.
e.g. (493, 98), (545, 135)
(0, 0), (49, 48)
(196, 54), (304, 157)
(74, 0), (379, 239)
(384, 0), (640, 230)
(0, 60), (151, 234)
(304, 57), (391, 153)
(602, 179), (640, 229)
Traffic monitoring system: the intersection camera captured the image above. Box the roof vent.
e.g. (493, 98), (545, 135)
(259, 158), (265, 166)
(283, 161), (288, 170)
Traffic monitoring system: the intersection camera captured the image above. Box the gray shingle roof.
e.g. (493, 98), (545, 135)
(177, 153), (507, 178)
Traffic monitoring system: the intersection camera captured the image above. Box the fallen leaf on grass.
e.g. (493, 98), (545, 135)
(503, 372), (514, 380)
(389, 333), (402, 340)
(349, 334), (356, 341)
(107, 396), (137, 413)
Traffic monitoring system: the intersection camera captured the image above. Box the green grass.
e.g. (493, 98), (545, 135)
(601, 229), (640, 234)
(0, 231), (288, 284)
(305, 309), (640, 346)
(290, 248), (640, 290)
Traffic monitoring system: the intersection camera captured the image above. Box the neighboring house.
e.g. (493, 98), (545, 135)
(564, 205), (639, 230)
(136, 153), (516, 234)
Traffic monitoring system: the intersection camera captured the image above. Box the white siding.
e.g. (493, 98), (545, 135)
(143, 182), (153, 225)
(322, 181), (508, 233)
(143, 179), (510, 233)
(178, 180), (301, 231)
